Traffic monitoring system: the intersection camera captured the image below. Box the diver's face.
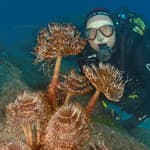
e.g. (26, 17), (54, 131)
(86, 15), (116, 51)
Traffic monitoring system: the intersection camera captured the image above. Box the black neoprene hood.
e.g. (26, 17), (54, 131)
(84, 8), (115, 26)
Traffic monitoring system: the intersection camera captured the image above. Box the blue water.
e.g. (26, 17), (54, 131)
(0, 0), (150, 147)
(0, 0), (149, 48)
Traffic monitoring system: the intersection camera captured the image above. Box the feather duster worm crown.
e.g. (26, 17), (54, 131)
(34, 23), (86, 62)
(83, 63), (125, 102)
(58, 69), (93, 104)
(34, 23), (86, 111)
(6, 91), (52, 148)
(58, 69), (93, 95)
(44, 103), (90, 150)
(6, 91), (50, 126)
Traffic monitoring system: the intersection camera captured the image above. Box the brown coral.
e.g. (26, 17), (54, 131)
(43, 103), (90, 150)
(83, 63), (125, 116)
(34, 23), (86, 111)
(58, 69), (93, 104)
(6, 91), (51, 148)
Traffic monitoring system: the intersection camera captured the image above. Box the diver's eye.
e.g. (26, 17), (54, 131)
(85, 28), (97, 40)
(99, 25), (114, 37)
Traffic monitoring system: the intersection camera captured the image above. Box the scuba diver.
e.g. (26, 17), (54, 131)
(77, 8), (150, 129)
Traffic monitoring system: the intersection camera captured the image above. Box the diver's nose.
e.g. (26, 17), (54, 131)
(96, 31), (104, 41)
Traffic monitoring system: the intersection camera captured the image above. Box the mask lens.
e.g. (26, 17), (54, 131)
(99, 25), (114, 37)
(85, 28), (97, 40)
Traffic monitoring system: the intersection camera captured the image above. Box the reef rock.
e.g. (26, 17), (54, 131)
(0, 58), (30, 120)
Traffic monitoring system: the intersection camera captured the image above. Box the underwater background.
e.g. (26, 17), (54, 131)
(0, 0), (150, 149)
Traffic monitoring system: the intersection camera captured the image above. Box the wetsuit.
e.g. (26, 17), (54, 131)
(77, 21), (150, 129)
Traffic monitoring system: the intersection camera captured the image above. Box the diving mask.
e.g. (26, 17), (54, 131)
(85, 24), (115, 40)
